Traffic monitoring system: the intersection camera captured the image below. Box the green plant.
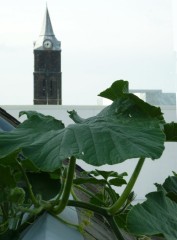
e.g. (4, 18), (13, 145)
(0, 80), (176, 239)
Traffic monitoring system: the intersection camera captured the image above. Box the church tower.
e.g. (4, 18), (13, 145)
(33, 7), (62, 105)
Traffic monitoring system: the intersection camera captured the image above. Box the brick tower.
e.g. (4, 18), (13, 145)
(33, 7), (62, 105)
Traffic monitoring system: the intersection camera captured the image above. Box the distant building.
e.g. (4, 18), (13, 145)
(130, 89), (176, 106)
(33, 7), (62, 105)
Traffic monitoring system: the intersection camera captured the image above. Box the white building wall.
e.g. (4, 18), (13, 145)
(2, 105), (177, 202)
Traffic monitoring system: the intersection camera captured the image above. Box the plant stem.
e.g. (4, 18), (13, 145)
(16, 212), (24, 230)
(67, 200), (108, 217)
(17, 210), (44, 233)
(71, 188), (80, 201)
(107, 216), (125, 240)
(108, 157), (145, 215)
(68, 200), (125, 240)
(16, 160), (38, 206)
(53, 156), (76, 214)
(51, 173), (65, 205)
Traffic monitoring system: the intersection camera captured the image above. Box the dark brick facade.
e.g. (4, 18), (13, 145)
(33, 50), (62, 105)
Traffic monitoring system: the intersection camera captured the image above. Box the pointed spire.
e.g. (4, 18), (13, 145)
(40, 6), (55, 36)
(34, 6), (61, 51)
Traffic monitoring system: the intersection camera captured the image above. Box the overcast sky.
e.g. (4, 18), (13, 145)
(0, 0), (177, 105)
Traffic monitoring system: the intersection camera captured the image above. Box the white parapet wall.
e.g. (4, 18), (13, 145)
(2, 104), (176, 123)
(2, 104), (177, 202)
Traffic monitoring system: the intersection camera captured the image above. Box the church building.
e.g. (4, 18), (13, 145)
(33, 7), (62, 105)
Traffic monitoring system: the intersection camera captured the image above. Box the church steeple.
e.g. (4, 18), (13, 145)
(40, 7), (54, 36)
(34, 6), (61, 51)
(33, 7), (62, 105)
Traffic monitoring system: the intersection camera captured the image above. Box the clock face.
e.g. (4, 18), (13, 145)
(43, 39), (53, 49)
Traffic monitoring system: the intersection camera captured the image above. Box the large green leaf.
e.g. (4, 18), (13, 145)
(164, 122), (177, 141)
(88, 170), (128, 180)
(127, 191), (177, 240)
(98, 80), (164, 122)
(163, 176), (177, 194)
(0, 112), (65, 171)
(108, 177), (127, 187)
(0, 81), (165, 171)
(25, 172), (61, 200)
(88, 170), (127, 186)
(161, 176), (177, 203)
(97, 95), (164, 122)
(154, 176), (177, 203)
(0, 165), (16, 188)
(98, 80), (129, 100)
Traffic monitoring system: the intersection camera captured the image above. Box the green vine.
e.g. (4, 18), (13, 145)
(108, 157), (145, 215)
(53, 156), (76, 214)
(16, 159), (38, 207)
